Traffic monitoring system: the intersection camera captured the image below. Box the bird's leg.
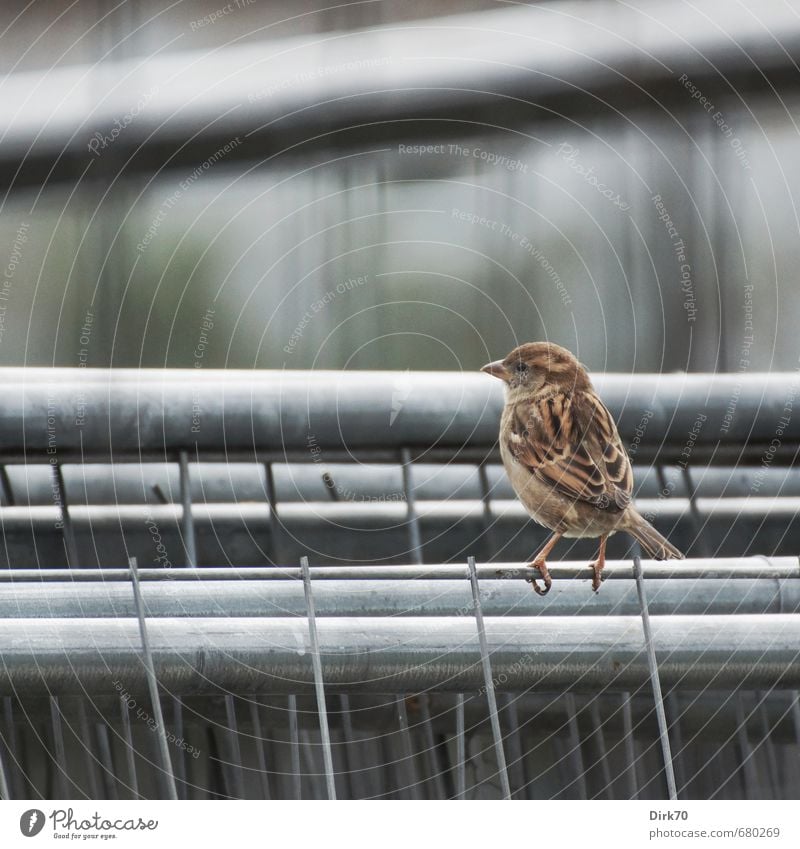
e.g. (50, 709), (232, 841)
(527, 532), (562, 596)
(589, 535), (608, 592)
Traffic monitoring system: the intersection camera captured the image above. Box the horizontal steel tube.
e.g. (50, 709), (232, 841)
(11, 559), (800, 581)
(0, 497), (793, 529)
(0, 369), (795, 460)
(0, 500), (791, 569)
(9, 459), (800, 507)
(0, 497), (784, 523)
(12, 462), (800, 506)
(0, 558), (796, 582)
(1, 615), (798, 695)
(2, 575), (798, 618)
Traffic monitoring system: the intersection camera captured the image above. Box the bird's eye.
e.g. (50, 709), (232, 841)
(515, 362), (528, 373)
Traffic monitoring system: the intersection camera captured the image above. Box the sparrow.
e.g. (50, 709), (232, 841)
(482, 342), (683, 595)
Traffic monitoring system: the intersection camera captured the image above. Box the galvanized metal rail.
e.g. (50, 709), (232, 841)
(0, 369), (796, 462)
(0, 557), (792, 582)
(0, 499), (794, 570)
(10, 462), (798, 506)
(0, 611), (797, 696)
(0, 558), (796, 618)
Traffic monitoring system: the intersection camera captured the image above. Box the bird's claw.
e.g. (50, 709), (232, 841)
(590, 561), (603, 593)
(526, 561), (552, 596)
(532, 576), (552, 596)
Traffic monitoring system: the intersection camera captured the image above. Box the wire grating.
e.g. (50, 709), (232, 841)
(0, 370), (797, 799)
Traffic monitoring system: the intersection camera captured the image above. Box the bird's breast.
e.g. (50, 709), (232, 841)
(499, 428), (627, 538)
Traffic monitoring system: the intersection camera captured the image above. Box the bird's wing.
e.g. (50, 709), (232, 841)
(506, 391), (633, 511)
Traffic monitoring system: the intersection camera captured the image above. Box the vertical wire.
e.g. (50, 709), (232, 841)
(456, 693), (467, 799)
(395, 696), (420, 799)
(790, 690), (800, 754)
(420, 694), (445, 799)
(755, 694), (781, 798)
(48, 697), (68, 798)
(681, 466), (709, 556)
(263, 461), (283, 564)
(589, 698), (614, 799)
(249, 697), (272, 800)
(287, 694), (302, 799)
(633, 552), (677, 800)
(455, 694), (466, 799)
(178, 451), (197, 568)
(0, 729), (9, 799)
(95, 724), (117, 800)
(53, 463), (79, 567)
(735, 695), (759, 798)
(128, 557), (178, 799)
(119, 693), (138, 798)
(467, 555), (511, 799)
(502, 694), (527, 799)
(299, 729), (323, 799)
(399, 447), (423, 797)
(338, 694), (359, 799)
(564, 693), (587, 799)
(300, 556), (336, 799)
(171, 697), (186, 799)
(665, 693), (687, 799)
(52, 464), (77, 797)
(376, 735), (391, 799)
(0, 464), (14, 507)
(0, 463), (17, 796)
(3, 699), (19, 799)
(223, 695), (245, 799)
(621, 693), (639, 799)
(76, 700), (100, 798)
(400, 448), (422, 564)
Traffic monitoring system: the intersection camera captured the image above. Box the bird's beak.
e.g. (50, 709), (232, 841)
(481, 360), (509, 381)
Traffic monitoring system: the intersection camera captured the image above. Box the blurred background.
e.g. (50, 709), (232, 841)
(1, 0), (798, 374)
(0, 1), (799, 805)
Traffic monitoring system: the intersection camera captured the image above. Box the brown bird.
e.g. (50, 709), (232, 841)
(482, 342), (683, 595)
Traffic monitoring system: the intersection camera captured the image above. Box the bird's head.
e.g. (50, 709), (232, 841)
(481, 342), (591, 396)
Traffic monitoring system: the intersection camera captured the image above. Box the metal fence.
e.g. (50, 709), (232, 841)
(0, 368), (797, 799)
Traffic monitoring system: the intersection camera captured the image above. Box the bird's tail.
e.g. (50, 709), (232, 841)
(624, 510), (684, 560)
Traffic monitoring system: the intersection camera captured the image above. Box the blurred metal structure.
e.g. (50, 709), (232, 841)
(0, 368), (797, 800)
(0, 0), (799, 375)
(3, 2), (799, 188)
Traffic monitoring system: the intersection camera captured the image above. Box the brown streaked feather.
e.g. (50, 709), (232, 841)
(506, 390), (633, 512)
